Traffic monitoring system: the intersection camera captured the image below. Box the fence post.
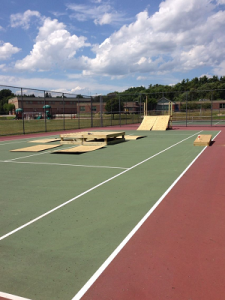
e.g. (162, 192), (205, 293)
(211, 91), (213, 127)
(21, 88), (25, 134)
(186, 92), (188, 127)
(100, 95), (103, 127)
(110, 99), (112, 126)
(91, 96), (93, 127)
(63, 93), (65, 130)
(139, 94), (141, 123)
(78, 98), (80, 129)
(44, 91), (47, 132)
(119, 95), (121, 126)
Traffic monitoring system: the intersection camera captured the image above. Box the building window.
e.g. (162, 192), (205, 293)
(80, 106), (85, 111)
(92, 106), (97, 112)
(220, 103), (225, 109)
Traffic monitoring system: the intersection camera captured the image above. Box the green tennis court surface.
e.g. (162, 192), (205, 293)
(0, 129), (219, 300)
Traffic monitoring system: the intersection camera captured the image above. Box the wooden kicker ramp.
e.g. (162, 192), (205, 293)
(137, 115), (172, 131)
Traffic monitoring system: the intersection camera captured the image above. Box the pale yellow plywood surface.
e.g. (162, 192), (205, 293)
(53, 145), (104, 153)
(152, 115), (171, 131)
(11, 144), (61, 152)
(137, 116), (157, 131)
(193, 135), (212, 146)
(29, 138), (60, 143)
(124, 135), (146, 140)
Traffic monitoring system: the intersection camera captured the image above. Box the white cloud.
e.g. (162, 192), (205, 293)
(67, 2), (126, 25)
(10, 10), (42, 29)
(0, 74), (127, 94)
(94, 13), (112, 25)
(15, 18), (90, 71)
(0, 42), (21, 60)
(217, 0), (225, 4)
(79, 0), (225, 76)
(213, 61), (225, 76)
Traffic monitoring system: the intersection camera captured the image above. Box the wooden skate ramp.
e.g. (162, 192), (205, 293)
(193, 134), (212, 146)
(29, 138), (60, 143)
(11, 144), (61, 152)
(137, 116), (157, 131)
(152, 115), (171, 131)
(52, 145), (104, 153)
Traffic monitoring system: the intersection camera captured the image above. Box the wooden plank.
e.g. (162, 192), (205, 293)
(52, 145), (104, 153)
(137, 116), (157, 131)
(11, 144), (61, 152)
(193, 135), (212, 146)
(82, 131), (125, 139)
(124, 135), (146, 140)
(29, 138), (60, 143)
(152, 115), (171, 131)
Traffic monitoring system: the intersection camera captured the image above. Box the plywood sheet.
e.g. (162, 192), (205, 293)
(11, 144), (61, 152)
(152, 115), (171, 131)
(124, 135), (146, 140)
(193, 134), (212, 146)
(52, 145), (104, 153)
(137, 116), (157, 131)
(29, 138), (60, 143)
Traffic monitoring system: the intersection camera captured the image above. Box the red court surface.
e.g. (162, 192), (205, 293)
(1, 125), (225, 300)
(80, 128), (225, 300)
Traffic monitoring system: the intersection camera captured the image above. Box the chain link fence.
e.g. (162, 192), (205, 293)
(1, 85), (225, 136)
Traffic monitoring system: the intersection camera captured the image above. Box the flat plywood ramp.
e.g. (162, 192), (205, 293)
(193, 135), (212, 146)
(29, 138), (60, 143)
(137, 115), (171, 131)
(52, 145), (104, 153)
(11, 144), (61, 152)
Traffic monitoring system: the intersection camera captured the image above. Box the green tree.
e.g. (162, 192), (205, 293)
(105, 98), (124, 118)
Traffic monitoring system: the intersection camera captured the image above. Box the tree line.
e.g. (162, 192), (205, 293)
(1, 75), (225, 114)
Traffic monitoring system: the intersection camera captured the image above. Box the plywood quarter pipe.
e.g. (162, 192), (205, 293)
(137, 116), (157, 131)
(152, 115), (171, 131)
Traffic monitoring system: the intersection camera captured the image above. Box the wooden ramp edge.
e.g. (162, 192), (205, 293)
(29, 138), (60, 143)
(124, 135), (146, 140)
(137, 116), (157, 131)
(152, 115), (171, 131)
(11, 144), (61, 152)
(52, 145), (105, 153)
(193, 135), (212, 146)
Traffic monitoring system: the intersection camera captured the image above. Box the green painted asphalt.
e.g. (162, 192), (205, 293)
(0, 130), (220, 299)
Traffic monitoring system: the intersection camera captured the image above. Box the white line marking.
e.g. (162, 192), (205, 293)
(0, 291), (31, 300)
(5, 144), (102, 162)
(71, 130), (221, 300)
(0, 130), (202, 242)
(6, 149), (57, 161)
(0, 160), (128, 170)
(0, 135), (58, 146)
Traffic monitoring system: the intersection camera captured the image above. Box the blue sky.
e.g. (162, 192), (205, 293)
(0, 0), (225, 96)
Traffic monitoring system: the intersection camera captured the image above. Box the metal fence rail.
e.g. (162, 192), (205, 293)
(1, 84), (225, 136)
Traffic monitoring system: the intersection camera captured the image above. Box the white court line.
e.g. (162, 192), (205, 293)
(6, 149), (57, 161)
(0, 135), (58, 146)
(0, 160), (128, 170)
(0, 291), (31, 300)
(71, 129), (221, 300)
(0, 130), (202, 242)
(5, 144), (78, 162)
